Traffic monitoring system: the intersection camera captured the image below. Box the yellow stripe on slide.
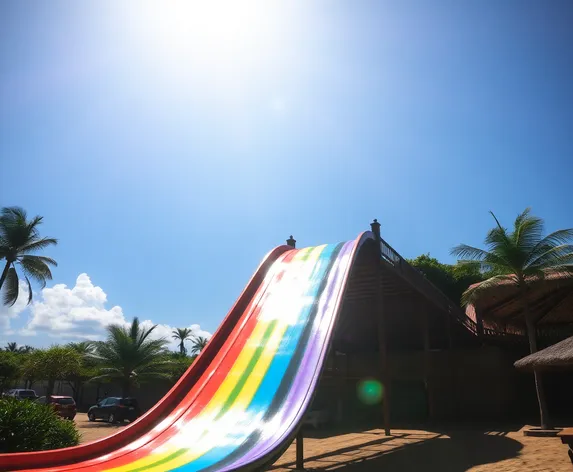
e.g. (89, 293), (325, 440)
(109, 247), (322, 472)
(135, 246), (326, 472)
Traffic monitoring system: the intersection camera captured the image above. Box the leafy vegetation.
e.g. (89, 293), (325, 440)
(407, 254), (488, 305)
(0, 352), (20, 393)
(0, 206), (58, 306)
(90, 317), (171, 397)
(164, 352), (195, 382)
(451, 207), (573, 428)
(64, 342), (99, 404)
(23, 347), (82, 398)
(0, 396), (80, 453)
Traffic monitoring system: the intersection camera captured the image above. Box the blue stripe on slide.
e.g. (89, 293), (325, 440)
(177, 244), (339, 472)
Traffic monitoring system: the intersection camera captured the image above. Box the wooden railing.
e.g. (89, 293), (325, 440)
(378, 237), (478, 335)
(378, 236), (572, 347)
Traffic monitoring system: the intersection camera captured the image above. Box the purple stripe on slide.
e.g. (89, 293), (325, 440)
(222, 236), (365, 470)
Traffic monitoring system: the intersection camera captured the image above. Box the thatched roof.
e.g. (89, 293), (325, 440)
(514, 336), (573, 371)
(465, 272), (573, 333)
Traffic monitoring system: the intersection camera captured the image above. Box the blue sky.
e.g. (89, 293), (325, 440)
(1, 0), (572, 348)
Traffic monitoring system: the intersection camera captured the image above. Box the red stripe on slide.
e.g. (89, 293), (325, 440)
(46, 249), (298, 472)
(10, 246), (294, 472)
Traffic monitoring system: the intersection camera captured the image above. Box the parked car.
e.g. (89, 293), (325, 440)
(36, 395), (77, 420)
(3, 389), (38, 400)
(87, 397), (141, 423)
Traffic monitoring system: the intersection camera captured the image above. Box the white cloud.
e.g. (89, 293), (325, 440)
(19, 273), (211, 350)
(0, 280), (30, 334)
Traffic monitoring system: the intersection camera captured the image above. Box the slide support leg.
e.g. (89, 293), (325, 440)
(296, 430), (304, 470)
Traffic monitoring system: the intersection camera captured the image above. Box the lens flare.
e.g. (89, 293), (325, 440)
(356, 378), (383, 405)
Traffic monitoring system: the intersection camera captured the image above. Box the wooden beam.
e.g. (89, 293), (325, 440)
(377, 293), (391, 436)
(371, 219), (391, 436)
(536, 290), (573, 324)
(295, 430), (304, 470)
(506, 288), (569, 322)
(483, 292), (521, 316)
(420, 301), (433, 421)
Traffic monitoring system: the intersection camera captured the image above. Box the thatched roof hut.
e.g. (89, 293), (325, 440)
(465, 272), (573, 338)
(514, 336), (573, 371)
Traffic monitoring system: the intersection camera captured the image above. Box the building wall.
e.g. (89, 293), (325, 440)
(319, 345), (536, 425)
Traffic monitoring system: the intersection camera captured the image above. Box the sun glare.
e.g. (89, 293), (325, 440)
(130, 1), (282, 81)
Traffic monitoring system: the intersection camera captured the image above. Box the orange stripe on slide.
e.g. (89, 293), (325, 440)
(52, 250), (298, 472)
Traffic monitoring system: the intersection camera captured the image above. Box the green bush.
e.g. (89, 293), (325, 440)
(0, 397), (81, 453)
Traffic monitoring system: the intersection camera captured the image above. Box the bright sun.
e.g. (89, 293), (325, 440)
(130, 1), (282, 77)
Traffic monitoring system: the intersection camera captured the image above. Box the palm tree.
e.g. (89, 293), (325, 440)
(172, 328), (193, 355)
(90, 317), (170, 397)
(190, 336), (209, 356)
(4, 342), (18, 352)
(0, 207), (57, 306)
(451, 208), (573, 429)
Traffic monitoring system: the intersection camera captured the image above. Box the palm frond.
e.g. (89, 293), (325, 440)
(526, 245), (573, 270)
(514, 209), (544, 251)
(129, 317), (140, 340)
(18, 255), (53, 287)
(460, 274), (518, 306)
(0, 240), (9, 259)
(0, 207), (27, 223)
(527, 229), (573, 264)
(18, 239), (58, 255)
(172, 328), (193, 341)
(2, 267), (19, 306)
(536, 228), (573, 247)
(24, 275), (33, 304)
(137, 323), (158, 346)
(25, 215), (44, 238)
(451, 244), (491, 261)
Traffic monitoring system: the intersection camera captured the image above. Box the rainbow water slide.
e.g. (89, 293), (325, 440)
(1, 232), (373, 472)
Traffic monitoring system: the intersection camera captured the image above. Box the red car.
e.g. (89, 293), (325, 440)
(36, 395), (77, 420)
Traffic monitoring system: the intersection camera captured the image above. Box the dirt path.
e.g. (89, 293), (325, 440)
(75, 417), (570, 471)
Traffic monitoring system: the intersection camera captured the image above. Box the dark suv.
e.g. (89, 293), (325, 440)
(87, 397), (141, 423)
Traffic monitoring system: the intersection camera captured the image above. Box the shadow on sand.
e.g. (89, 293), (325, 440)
(272, 427), (523, 471)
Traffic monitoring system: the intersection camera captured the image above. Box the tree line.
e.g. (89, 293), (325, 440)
(0, 317), (209, 401)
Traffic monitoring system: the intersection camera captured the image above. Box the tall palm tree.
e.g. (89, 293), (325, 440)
(172, 328), (193, 355)
(4, 342), (18, 352)
(452, 208), (573, 429)
(190, 336), (209, 356)
(90, 317), (170, 397)
(0, 207), (57, 306)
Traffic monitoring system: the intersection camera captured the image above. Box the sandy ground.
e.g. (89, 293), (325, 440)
(75, 416), (571, 471)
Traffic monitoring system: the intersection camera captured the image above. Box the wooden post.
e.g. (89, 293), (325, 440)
(371, 219), (391, 436)
(296, 430), (304, 470)
(421, 302), (433, 421)
(286, 235), (296, 248)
